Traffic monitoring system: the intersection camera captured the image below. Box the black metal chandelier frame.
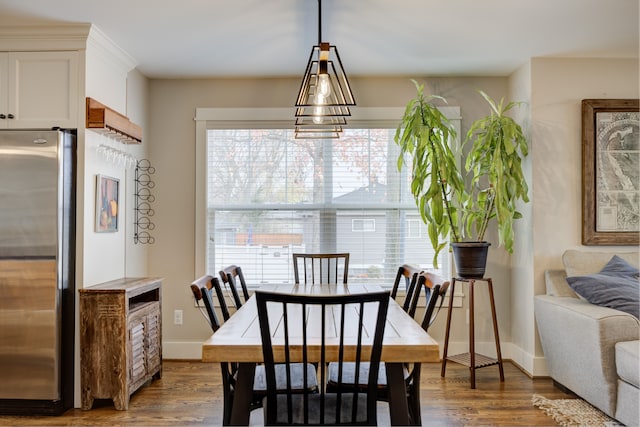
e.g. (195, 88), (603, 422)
(294, 0), (356, 139)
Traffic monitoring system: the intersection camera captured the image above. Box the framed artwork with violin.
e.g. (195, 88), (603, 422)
(95, 174), (120, 233)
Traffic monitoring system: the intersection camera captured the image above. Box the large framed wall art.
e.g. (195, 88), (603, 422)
(581, 99), (639, 245)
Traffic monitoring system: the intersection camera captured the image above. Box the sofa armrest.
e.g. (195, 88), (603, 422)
(534, 294), (640, 417)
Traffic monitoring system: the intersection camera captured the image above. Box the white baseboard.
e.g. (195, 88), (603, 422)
(163, 340), (206, 360)
(532, 356), (549, 377)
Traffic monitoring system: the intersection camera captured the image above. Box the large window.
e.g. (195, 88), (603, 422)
(196, 108), (459, 288)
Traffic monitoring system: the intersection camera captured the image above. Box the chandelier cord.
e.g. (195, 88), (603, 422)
(317, 0), (322, 44)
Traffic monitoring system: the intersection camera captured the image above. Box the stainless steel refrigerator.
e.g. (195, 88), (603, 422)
(0, 129), (76, 415)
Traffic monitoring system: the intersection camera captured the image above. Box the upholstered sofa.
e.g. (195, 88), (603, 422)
(535, 250), (639, 427)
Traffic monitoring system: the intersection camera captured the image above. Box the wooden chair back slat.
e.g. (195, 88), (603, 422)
(390, 264), (421, 301)
(219, 264), (250, 310)
(292, 253), (350, 285)
(190, 275), (221, 332)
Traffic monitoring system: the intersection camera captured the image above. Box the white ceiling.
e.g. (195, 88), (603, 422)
(0, 0), (637, 79)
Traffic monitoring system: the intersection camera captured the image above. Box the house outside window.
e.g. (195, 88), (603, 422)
(352, 218), (376, 232)
(407, 219), (422, 239)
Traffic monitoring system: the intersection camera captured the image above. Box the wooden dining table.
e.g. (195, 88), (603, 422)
(201, 283), (440, 425)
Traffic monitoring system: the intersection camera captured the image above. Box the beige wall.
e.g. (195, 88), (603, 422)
(147, 75), (520, 358)
(147, 59), (639, 373)
(527, 57), (639, 373)
(508, 62), (535, 372)
(124, 68), (151, 277)
(149, 58), (638, 375)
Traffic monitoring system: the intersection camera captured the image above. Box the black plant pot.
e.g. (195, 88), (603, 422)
(451, 242), (491, 279)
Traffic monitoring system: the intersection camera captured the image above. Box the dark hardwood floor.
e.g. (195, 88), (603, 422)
(0, 360), (571, 426)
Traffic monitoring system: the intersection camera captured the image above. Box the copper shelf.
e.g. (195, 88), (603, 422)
(86, 97), (142, 144)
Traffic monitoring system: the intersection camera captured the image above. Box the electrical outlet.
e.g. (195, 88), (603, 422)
(174, 309), (183, 325)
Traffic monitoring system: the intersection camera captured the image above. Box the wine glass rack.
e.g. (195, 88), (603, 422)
(134, 159), (156, 244)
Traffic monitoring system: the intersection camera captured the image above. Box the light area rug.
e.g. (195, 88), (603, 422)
(532, 394), (623, 427)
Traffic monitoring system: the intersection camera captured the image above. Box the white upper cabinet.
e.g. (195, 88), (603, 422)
(0, 51), (79, 129)
(0, 54), (8, 122)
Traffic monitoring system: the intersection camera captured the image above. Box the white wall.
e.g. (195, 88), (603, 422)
(74, 26), (150, 408)
(82, 26), (147, 287)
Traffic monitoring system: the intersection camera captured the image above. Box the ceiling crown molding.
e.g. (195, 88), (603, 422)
(87, 24), (137, 73)
(0, 23), (91, 50)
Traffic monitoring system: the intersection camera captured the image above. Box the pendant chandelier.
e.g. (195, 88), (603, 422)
(294, 0), (355, 139)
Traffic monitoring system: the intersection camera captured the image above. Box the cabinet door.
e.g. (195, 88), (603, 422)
(127, 313), (148, 388)
(6, 51), (79, 129)
(0, 54), (8, 125)
(146, 304), (162, 374)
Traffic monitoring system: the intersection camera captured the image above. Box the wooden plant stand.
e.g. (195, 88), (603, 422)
(440, 277), (504, 389)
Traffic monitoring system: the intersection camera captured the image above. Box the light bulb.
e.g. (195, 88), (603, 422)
(313, 93), (326, 124)
(317, 73), (331, 97)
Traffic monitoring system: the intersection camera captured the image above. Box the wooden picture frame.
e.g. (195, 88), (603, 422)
(95, 174), (120, 232)
(582, 99), (639, 245)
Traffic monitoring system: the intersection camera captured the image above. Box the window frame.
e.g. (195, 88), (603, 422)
(194, 107), (461, 287)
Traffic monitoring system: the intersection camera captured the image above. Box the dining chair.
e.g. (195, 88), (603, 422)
(255, 289), (389, 425)
(190, 275), (222, 332)
(190, 275), (319, 424)
(191, 275), (248, 421)
(390, 264), (422, 314)
(410, 271), (450, 330)
(219, 264), (250, 310)
(292, 253), (349, 285)
(326, 272), (450, 425)
(404, 272), (450, 422)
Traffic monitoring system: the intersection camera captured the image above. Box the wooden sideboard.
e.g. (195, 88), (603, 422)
(79, 277), (162, 410)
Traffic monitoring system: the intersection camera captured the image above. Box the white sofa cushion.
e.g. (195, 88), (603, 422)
(615, 340), (640, 388)
(616, 379), (640, 427)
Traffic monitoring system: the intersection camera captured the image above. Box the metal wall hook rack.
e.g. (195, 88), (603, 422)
(134, 159), (156, 244)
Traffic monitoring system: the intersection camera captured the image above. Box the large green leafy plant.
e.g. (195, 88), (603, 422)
(395, 84), (530, 268)
(462, 91), (529, 253)
(394, 81), (467, 268)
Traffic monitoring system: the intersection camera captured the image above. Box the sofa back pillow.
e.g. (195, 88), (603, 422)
(566, 255), (639, 319)
(562, 250), (639, 277)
